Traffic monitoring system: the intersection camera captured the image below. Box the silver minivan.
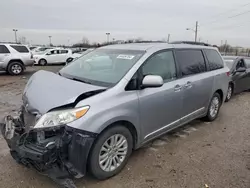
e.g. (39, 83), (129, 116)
(1, 43), (229, 182)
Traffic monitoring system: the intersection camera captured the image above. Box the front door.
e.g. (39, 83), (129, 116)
(46, 50), (59, 64)
(175, 49), (213, 122)
(138, 50), (183, 141)
(234, 59), (250, 93)
(243, 58), (250, 90)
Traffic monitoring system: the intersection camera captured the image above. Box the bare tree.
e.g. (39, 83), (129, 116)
(18, 36), (27, 44)
(82, 37), (89, 45)
(134, 37), (143, 42)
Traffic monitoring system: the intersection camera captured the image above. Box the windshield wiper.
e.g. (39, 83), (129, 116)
(72, 78), (92, 84)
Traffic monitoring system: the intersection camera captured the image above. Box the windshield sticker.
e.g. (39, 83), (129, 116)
(117, 55), (135, 60)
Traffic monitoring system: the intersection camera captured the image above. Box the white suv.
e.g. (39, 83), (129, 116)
(0, 44), (34, 75)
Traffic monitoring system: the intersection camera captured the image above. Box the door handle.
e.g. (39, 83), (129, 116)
(174, 84), (182, 92)
(184, 81), (192, 89)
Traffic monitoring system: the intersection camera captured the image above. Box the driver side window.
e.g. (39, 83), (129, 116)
(142, 50), (177, 82)
(236, 59), (245, 70)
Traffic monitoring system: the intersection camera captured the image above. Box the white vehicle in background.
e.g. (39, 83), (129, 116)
(72, 48), (95, 60)
(0, 44), (34, 75)
(34, 48), (74, 65)
(32, 47), (54, 54)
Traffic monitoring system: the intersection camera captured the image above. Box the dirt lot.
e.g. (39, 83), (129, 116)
(0, 66), (250, 188)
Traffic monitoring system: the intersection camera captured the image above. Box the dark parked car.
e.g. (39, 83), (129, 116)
(223, 56), (250, 101)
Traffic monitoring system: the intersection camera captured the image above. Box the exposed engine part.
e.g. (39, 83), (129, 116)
(0, 112), (98, 188)
(37, 131), (45, 143)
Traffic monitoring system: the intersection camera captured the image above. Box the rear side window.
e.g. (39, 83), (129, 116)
(204, 49), (224, 70)
(10, 45), (29, 53)
(244, 59), (250, 68)
(0, 45), (10, 53)
(60, 50), (68, 54)
(175, 49), (206, 76)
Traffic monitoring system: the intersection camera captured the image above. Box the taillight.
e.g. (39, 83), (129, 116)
(226, 72), (230, 76)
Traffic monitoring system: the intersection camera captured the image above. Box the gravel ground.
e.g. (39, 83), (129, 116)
(0, 66), (250, 188)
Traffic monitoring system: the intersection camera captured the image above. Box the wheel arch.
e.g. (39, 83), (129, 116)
(214, 89), (223, 102)
(98, 120), (138, 150)
(229, 81), (234, 91)
(8, 59), (24, 66)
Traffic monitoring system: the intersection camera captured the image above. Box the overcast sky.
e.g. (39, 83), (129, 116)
(1, 0), (250, 47)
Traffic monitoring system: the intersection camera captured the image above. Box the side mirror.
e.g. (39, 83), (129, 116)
(236, 67), (246, 73)
(142, 75), (163, 88)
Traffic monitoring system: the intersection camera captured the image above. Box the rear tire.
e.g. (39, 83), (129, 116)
(225, 84), (233, 102)
(66, 57), (73, 63)
(88, 125), (133, 180)
(38, 59), (47, 66)
(203, 92), (222, 122)
(7, 62), (24, 75)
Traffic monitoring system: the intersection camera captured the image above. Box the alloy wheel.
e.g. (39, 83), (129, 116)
(209, 96), (220, 118)
(99, 134), (128, 172)
(11, 64), (22, 74)
(227, 85), (232, 100)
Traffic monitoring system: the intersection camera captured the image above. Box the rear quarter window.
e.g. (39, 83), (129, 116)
(10, 45), (29, 53)
(0, 45), (10, 53)
(204, 49), (224, 70)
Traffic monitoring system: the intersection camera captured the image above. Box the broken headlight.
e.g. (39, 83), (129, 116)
(33, 106), (89, 129)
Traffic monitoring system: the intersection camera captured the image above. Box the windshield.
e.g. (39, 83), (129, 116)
(59, 49), (144, 87)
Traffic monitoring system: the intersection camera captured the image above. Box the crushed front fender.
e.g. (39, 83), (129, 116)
(0, 113), (98, 188)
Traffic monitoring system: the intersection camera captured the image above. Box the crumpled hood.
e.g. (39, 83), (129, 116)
(23, 70), (106, 115)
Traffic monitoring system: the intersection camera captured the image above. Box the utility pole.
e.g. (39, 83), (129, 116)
(186, 21), (198, 42)
(48, 36), (52, 46)
(106, 33), (110, 43)
(167, 34), (170, 43)
(195, 21), (198, 42)
(224, 40), (228, 55)
(13, 29), (18, 43)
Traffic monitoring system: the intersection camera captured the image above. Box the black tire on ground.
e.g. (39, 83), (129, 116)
(38, 59), (47, 66)
(225, 83), (233, 102)
(203, 92), (222, 122)
(88, 125), (133, 180)
(7, 61), (24, 75)
(66, 58), (73, 64)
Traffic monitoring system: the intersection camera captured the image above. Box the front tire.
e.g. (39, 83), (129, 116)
(88, 125), (133, 180)
(7, 62), (24, 75)
(225, 84), (233, 102)
(203, 92), (222, 122)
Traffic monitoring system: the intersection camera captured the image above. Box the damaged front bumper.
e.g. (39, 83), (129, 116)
(0, 112), (98, 181)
